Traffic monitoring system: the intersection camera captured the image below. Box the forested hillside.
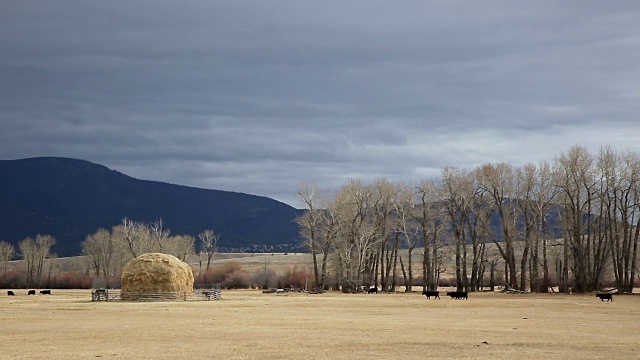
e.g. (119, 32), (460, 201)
(0, 157), (303, 256)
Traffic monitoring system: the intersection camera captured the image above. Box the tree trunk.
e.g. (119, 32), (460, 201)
(562, 236), (570, 293)
(431, 233), (438, 291)
(391, 240), (399, 292)
(628, 218), (640, 293)
(520, 241), (530, 292)
(407, 247), (414, 292)
(531, 234), (540, 292)
(489, 260), (496, 291)
(542, 235), (549, 293)
(504, 260), (509, 288)
(455, 228), (463, 292)
(399, 255), (409, 291)
(320, 241), (330, 291)
(422, 244), (428, 292)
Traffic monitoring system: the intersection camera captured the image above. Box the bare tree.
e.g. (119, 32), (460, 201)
(627, 154), (640, 293)
(394, 183), (420, 292)
(115, 217), (150, 258)
(34, 234), (56, 284)
(149, 218), (170, 253)
(168, 235), (196, 262)
(440, 166), (474, 292)
(19, 234), (55, 287)
(531, 161), (558, 292)
(417, 180), (446, 291)
(318, 192), (341, 291)
(331, 179), (375, 292)
(0, 240), (15, 273)
(296, 183), (324, 291)
(370, 178), (399, 292)
(554, 145), (602, 292)
(476, 163), (520, 290)
(465, 180), (491, 292)
(82, 228), (114, 277)
(20, 237), (37, 287)
(515, 163), (537, 291)
(296, 183), (340, 292)
(600, 147), (640, 293)
(198, 229), (220, 270)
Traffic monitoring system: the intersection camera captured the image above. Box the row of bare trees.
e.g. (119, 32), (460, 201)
(0, 235), (57, 287)
(0, 218), (221, 287)
(81, 217), (221, 278)
(555, 146), (640, 293)
(297, 145), (640, 294)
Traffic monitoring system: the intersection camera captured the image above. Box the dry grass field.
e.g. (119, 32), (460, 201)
(200, 252), (315, 274)
(1, 289), (639, 359)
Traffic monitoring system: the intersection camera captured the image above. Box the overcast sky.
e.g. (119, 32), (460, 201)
(2, 1), (639, 207)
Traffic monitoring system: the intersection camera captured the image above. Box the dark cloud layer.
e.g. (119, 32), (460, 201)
(2, 1), (640, 206)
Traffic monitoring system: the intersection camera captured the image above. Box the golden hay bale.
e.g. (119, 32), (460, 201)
(121, 253), (194, 300)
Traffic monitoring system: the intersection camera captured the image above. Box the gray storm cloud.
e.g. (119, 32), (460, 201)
(1, 1), (640, 206)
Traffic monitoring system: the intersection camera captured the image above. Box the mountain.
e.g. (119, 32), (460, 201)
(0, 157), (304, 256)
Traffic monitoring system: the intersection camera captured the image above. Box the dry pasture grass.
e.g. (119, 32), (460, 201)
(192, 252), (314, 275)
(1, 290), (639, 359)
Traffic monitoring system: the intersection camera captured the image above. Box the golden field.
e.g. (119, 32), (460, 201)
(1, 289), (638, 359)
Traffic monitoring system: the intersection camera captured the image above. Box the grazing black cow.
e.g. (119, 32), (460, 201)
(421, 290), (440, 300)
(596, 293), (613, 302)
(7, 291), (15, 296)
(367, 287), (378, 294)
(27, 290), (36, 295)
(446, 291), (468, 300)
(40, 289), (51, 295)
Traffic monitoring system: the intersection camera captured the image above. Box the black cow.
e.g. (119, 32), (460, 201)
(596, 293), (613, 302)
(446, 291), (468, 300)
(40, 289), (51, 295)
(367, 287), (378, 294)
(7, 291), (15, 296)
(27, 290), (36, 295)
(421, 290), (440, 300)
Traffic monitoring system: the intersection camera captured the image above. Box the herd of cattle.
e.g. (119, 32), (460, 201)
(420, 290), (468, 300)
(422, 290), (615, 301)
(6, 290), (51, 296)
(3, 288), (616, 301)
(364, 287), (468, 299)
(365, 288), (613, 302)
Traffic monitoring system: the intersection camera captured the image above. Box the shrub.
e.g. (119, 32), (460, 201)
(277, 265), (312, 289)
(599, 278), (617, 289)
(194, 261), (244, 288)
(222, 270), (250, 289)
(49, 272), (93, 289)
(210, 261), (242, 282)
(92, 276), (121, 289)
(106, 276), (121, 289)
(438, 277), (457, 288)
(322, 273), (338, 291)
(251, 268), (278, 289)
(0, 269), (26, 289)
(544, 275), (559, 289)
(411, 275), (425, 286)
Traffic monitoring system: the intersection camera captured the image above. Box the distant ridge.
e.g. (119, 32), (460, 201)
(0, 157), (303, 256)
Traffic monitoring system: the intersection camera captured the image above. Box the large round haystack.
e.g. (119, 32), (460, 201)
(121, 253), (194, 300)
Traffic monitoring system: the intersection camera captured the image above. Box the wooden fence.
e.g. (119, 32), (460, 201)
(91, 286), (221, 302)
